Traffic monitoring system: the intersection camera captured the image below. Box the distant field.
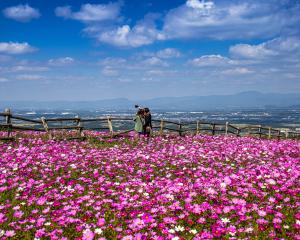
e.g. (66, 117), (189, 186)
(0, 133), (300, 239)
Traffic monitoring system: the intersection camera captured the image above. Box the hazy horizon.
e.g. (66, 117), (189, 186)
(0, 90), (300, 102)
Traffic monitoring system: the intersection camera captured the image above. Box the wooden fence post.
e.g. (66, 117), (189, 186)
(196, 121), (200, 135)
(107, 116), (113, 137)
(236, 128), (240, 137)
(178, 123), (182, 136)
(212, 123), (216, 135)
(41, 117), (52, 140)
(225, 122), (228, 135)
(268, 127), (271, 139)
(5, 108), (12, 138)
(160, 119), (164, 136)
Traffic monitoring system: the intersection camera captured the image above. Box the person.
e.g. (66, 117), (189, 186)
(143, 107), (152, 138)
(134, 108), (144, 136)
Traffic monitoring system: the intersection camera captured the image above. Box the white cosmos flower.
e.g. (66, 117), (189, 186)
(221, 217), (230, 224)
(174, 225), (185, 231)
(95, 228), (103, 234)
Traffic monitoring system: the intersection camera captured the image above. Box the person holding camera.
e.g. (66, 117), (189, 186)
(134, 108), (145, 136)
(143, 108), (152, 138)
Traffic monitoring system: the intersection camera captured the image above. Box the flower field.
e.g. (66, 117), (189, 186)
(0, 132), (300, 240)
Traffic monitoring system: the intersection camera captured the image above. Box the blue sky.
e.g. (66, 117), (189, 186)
(0, 0), (300, 101)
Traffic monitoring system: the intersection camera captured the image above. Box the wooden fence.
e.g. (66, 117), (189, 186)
(0, 108), (299, 141)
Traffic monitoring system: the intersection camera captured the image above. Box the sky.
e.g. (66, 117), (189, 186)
(0, 0), (300, 101)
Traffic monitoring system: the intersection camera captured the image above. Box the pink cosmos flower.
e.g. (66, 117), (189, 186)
(82, 229), (94, 240)
(122, 235), (133, 240)
(141, 214), (154, 224)
(97, 218), (105, 227)
(37, 217), (46, 227)
(257, 218), (268, 225)
(224, 176), (232, 185)
(273, 218), (282, 224)
(0, 213), (6, 223)
(13, 210), (24, 218)
(258, 210), (266, 217)
(37, 197), (47, 205)
(197, 217), (206, 224)
(5, 230), (15, 237)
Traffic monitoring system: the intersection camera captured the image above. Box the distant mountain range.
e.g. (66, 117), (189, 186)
(1, 91), (300, 110)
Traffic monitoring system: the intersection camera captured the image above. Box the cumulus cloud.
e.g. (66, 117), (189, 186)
(186, 0), (214, 10)
(230, 37), (300, 60)
(55, 2), (165, 47)
(156, 48), (181, 59)
(97, 25), (160, 47)
(55, 3), (120, 22)
(189, 55), (235, 67)
(95, 14), (164, 47)
(54, 0), (300, 48)
(48, 57), (74, 66)
(186, 36), (300, 89)
(230, 44), (277, 59)
(163, 0), (300, 40)
(0, 42), (37, 54)
(3, 4), (40, 22)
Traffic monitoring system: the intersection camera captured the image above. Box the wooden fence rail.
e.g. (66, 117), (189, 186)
(0, 108), (299, 141)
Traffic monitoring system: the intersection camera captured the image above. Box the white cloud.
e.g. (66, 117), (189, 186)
(230, 44), (277, 59)
(156, 48), (181, 59)
(186, 0), (214, 10)
(3, 4), (40, 22)
(10, 65), (49, 72)
(83, 13), (164, 47)
(55, 3), (120, 22)
(96, 15), (164, 48)
(163, 0), (300, 40)
(142, 57), (168, 67)
(101, 67), (119, 77)
(48, 57), (74, 66)
(54, 0), (300, 48)
(222, 67), (253, 75)
(0, 42), (37, 54)
(230, 37), (300, 59)
(16, 74), (45, 81)
(189, 55), (234, 67)
(98, 57), (127, 67)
